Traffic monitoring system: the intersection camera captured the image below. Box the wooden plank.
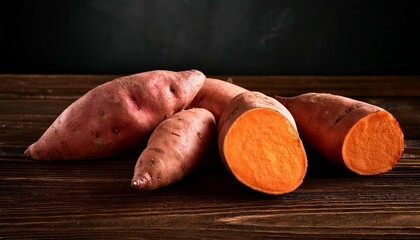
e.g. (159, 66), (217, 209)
(1, 75), (419, 99)
(1, 150), (419, 239)
(0, 75), (419, 239)
(0, 74), (117, 99)
(223, 75), (420, 97)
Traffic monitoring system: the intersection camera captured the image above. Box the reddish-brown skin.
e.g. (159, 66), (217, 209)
(25, 70), (205, 161)
(131, 108), (216, 190)
(189, 78), (248, 121)
(275, 93), (404, 171)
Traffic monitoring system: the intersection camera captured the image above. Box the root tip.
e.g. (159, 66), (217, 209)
(131, 173), (152, 190)
(131, 179), (140, 188)
(24, 147), (35, 160)
(23, 145), (42, 161)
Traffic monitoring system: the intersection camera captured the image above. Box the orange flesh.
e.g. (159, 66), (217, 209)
(223, 108), (307, 194)
(342, 111), (404, 175)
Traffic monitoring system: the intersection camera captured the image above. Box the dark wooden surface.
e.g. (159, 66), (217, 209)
(1, 74), (419, 239)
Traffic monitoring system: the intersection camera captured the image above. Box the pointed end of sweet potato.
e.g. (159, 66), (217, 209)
(24, 144), (40, 160)
(131, 173), (152, 190)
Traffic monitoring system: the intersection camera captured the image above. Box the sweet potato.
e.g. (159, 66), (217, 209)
(276, 93), (404, 175)
(189, 78), (248, 121)
(25, 70), (205, 160)
(131, 108), (216, 190)
(218, 91), (307, 195)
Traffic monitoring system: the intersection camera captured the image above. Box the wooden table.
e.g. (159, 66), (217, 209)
(1, 75), (419, 239)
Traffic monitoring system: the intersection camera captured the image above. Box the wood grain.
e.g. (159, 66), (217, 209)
(0, 74), (419, 239)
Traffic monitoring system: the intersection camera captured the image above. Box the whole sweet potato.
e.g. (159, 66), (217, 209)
(25, 70), (205, 160)
(131, 108), (216, 190)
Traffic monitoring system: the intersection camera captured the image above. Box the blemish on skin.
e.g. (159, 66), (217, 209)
(334, 105), (362, 125)
(130, 96), (140, 110)
(254, 94), (274, 106)
(156, 171), (163, 180)
(169, 84), (177, 94)
(308, 95), (318, 103)
(149, 147), (164, 153)
(227, 107), (240, 120)
(197, 132), (204, 141)
(94, 138), (105, 149)
(115, 101), (123, 108)
(99, 111), (105, 117)
(161, 126), (170, 132)
(60, 140), (68, 148)
(307, 115), (313, 123)
(196, 98), (204, 107)
(170, 132), (181, 137)
(113, 127), (120, 134)
(71, 126), (79, 132)
(345, 105), (361, 113)
(150, 157), (156, 166)
(90, 130), (100, 138)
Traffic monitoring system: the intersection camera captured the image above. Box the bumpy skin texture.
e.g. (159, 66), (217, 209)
(218, 91), (307, 195)
(189, 78), (248, 121)
(131, 108), (216, 190)
(276, 93), (404, 175)
(25, 70), (205, 160)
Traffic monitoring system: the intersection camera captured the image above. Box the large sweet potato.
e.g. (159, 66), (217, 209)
(25, 70), (205, 160)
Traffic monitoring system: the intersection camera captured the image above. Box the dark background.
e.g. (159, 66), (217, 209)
(1, 0), (419, 75)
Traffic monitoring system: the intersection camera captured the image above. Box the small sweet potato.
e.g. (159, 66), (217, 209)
(218, 91), (308, 195)
(25, 70), (205, 160)
(189, 78), (248, 121)
(131, 108), (216, 190)
(276, 93), (405, 175)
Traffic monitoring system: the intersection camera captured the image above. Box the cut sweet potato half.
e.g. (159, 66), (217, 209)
(276, 93), (404, 175)
(218, 92), (307, 195)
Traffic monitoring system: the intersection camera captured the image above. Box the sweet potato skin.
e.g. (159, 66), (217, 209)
(131, 108), (216, 190)
(25, 70), (205, 161)
(276, 93), (378, 166)
(276, 92), (404, 174)
(218, 91), (307, 195)
(189, 78), (248, 121)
